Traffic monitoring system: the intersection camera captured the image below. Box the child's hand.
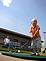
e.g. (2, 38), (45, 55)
(31, 36), (36, 39)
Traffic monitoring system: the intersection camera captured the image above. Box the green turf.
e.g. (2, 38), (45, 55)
(0, 47), (46, 56)
(0, 47), (32, 54)
(1, 47), (46, 60)
(2, 52), (46, 59)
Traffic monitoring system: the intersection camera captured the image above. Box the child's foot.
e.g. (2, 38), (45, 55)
(36, 52), (40, 56)
(31, 52), (36, 56)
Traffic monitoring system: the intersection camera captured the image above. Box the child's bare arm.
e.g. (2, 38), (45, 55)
(32, 26), (40, 38)
(33, 26), (40, 37)
(32, 30), (39, 39)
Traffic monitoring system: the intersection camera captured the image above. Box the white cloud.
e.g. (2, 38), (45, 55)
(0, 0), (13, 7)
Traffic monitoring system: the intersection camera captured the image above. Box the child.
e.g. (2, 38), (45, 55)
(4, 36), (10, 48)
(29, 18), (41, 55)
(4, 35), (11, 51)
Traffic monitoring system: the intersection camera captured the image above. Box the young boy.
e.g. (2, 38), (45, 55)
(4, 36), (10, 48)
(29, 18), (41, 55)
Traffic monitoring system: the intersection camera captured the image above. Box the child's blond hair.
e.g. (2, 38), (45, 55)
(32, 17), (37, 22)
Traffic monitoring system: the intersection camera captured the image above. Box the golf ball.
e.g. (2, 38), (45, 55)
(18, 50), (20, 52)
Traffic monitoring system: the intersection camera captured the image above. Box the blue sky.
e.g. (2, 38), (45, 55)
(0, 0), (46, 40)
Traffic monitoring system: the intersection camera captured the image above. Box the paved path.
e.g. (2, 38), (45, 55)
(0, 55), (37, 61)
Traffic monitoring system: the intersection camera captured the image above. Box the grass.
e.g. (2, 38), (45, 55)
(0, 47), (32, 54)
(1, 47), (46, 56)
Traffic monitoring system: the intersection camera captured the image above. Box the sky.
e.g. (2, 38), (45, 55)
(0, 0), (46, 40)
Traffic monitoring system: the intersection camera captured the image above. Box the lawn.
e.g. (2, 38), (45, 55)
(0, 47), (32, 54)
(0, 47), (46, 56)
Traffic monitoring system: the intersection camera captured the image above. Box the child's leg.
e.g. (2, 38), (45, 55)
(36, 37), (41, 52)
(32, 40), (37, 53)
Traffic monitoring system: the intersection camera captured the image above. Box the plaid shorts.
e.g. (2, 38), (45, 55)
(31, 37), (41, 49)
